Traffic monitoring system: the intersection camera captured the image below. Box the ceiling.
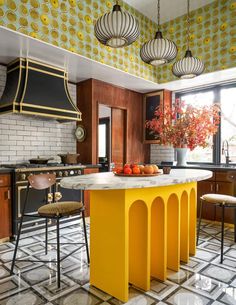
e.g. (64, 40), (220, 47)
(124, 0), (216, 24)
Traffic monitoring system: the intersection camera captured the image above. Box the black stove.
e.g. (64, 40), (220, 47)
(9, 162), (85, 237)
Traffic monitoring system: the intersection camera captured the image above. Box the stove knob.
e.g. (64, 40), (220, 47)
(21, 174), (26, 180)
(53, 172), (57, 176)
(78, 170), (81, 175)
(58, 171), (63, 177)
(64, 171), (68, 176)
(70, 170), (74, 175)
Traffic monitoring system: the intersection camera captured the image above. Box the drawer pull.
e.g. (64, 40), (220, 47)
(210, 184), (213, 192)
(8, 190), (11, 200)
(216, 183), (219, 192)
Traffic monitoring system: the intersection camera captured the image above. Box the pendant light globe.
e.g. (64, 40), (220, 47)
(94, 2), (139, 48)
(172, 0), (205, 78)
(140, 0), (178, 66)
(172, 50), (205, 79)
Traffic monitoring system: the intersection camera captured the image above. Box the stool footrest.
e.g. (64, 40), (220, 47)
(11, 244), (86, 265)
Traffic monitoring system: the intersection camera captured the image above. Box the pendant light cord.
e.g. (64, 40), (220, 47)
(157, 0), (160, 31)
(187, 0), (190, 50)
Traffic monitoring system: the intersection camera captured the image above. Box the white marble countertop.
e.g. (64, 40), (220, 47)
(60, 169), (212, 190)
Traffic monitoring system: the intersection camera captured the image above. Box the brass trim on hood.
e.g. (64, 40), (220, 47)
(20, 110), (81, 121)
(0, 57), (82, 122)
(20, 102), (80, 114)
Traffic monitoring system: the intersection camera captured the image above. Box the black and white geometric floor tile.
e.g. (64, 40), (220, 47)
(0, 220), (236, 304)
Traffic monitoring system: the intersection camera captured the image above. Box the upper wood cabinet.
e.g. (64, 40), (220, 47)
(143, 90), (172, 144)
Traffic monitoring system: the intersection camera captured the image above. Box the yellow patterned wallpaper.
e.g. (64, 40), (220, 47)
(158, 0), (236, 83)
(0, 0), (235, 84)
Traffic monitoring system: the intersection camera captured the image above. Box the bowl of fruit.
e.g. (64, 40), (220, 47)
(114, 164), (161, 176)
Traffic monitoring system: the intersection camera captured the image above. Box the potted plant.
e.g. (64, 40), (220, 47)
(146, 100), (220, 165)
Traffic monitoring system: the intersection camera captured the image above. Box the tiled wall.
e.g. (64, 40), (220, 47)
(150, 145), (175, 164)
(0, 65), (77, 164)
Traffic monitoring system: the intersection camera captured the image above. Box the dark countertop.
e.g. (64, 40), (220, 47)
(84, 164), (102, 168)
(158, 163), (236, 171)
(0, 168), (14, 174)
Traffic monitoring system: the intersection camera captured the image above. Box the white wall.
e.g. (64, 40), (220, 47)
(0, 65), (77, 164)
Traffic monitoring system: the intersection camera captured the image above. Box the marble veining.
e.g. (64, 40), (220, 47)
(60, 169), (212, 190)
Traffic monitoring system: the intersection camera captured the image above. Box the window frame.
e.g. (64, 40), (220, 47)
(175, 83), (236, 165)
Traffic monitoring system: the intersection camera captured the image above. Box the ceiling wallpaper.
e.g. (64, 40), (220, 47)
(0, 0), (235, 84)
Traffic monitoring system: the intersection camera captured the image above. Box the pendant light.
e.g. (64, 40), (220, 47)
(172, 0), (205, 79)
(94, 1), (139, 48)
(140, 0), (178, 66)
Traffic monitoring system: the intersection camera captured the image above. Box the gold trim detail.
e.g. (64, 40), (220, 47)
(27, 58), (65, 73)
(20, 59), (29, 112)
(28, 66), (65, 79)
(0, 102), (20, 108)
(20, 103), (80, 114)
(20, 110), (81, 121)
(64, 71), (81, 115)
(13, 58), (24, 112)
(7, 65), (26, 74)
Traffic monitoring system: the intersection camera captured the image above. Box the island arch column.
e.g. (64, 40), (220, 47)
(89, 182), (197, 302)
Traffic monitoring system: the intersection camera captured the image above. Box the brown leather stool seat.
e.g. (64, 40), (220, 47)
(38, 201), (83, 217)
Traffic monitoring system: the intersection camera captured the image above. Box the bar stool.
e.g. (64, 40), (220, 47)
(10, 173), (90, 288)
(197, 172), (236, 263)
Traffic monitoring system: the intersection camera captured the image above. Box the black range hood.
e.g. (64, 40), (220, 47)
(0, 58), (81, 121)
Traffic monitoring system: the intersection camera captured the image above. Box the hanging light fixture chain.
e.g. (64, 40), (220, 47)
(187, 0), (190, 50)
(157, 0), (160, 31)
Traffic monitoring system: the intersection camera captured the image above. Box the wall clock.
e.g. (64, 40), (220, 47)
(75, 125), (86, 142)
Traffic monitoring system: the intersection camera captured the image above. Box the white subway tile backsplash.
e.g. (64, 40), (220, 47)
(0, 65), (77, 164)
(150, 145), (175, 163)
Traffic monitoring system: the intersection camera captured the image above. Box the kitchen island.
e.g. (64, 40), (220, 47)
(61, 169), (212, 302)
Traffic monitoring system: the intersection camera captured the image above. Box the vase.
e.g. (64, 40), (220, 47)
(175, 148), (188, 166)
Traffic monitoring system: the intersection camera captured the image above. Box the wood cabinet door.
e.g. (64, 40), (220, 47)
(215, 182), (235, 223)
(83, 168), (99, 217)
(0, 187), (11, 239)
(111, 108), (127, 167)
(197, 181), (216, 220)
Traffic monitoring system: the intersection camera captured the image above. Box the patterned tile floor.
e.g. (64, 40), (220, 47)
(0, 219), (236, 304)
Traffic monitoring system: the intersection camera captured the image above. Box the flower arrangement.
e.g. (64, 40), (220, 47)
(146, 100), (220, 151)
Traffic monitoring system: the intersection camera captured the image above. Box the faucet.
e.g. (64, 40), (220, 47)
(222, 140), (231, 166)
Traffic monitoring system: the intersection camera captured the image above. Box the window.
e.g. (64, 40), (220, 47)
(98, 123), (106, 158)
(179, 90), (215, 163)
(177, 84), (236, 164)
(220, 87), (236, 163)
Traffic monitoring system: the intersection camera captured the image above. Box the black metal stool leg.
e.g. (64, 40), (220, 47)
(197, 199), (203, 246)
(10, 214), (24, 274)
(45, 218), (48, 255)
(56, 217), (61, 288)
(82, 210), (90, 264)
(220, 204), (225, 264)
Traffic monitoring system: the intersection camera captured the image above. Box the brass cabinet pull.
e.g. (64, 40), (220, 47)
(210, 184), (213, 192)
(216, 183), (219, 192)
(8, 189), (11, 200)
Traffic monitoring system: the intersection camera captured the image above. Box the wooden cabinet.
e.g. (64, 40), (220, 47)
(0, 174), (12, 240)
(197, 170), (235, 223)
(83, 168), (99, 217)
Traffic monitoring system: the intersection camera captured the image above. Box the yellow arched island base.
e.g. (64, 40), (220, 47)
(60, 169), (212, 302)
